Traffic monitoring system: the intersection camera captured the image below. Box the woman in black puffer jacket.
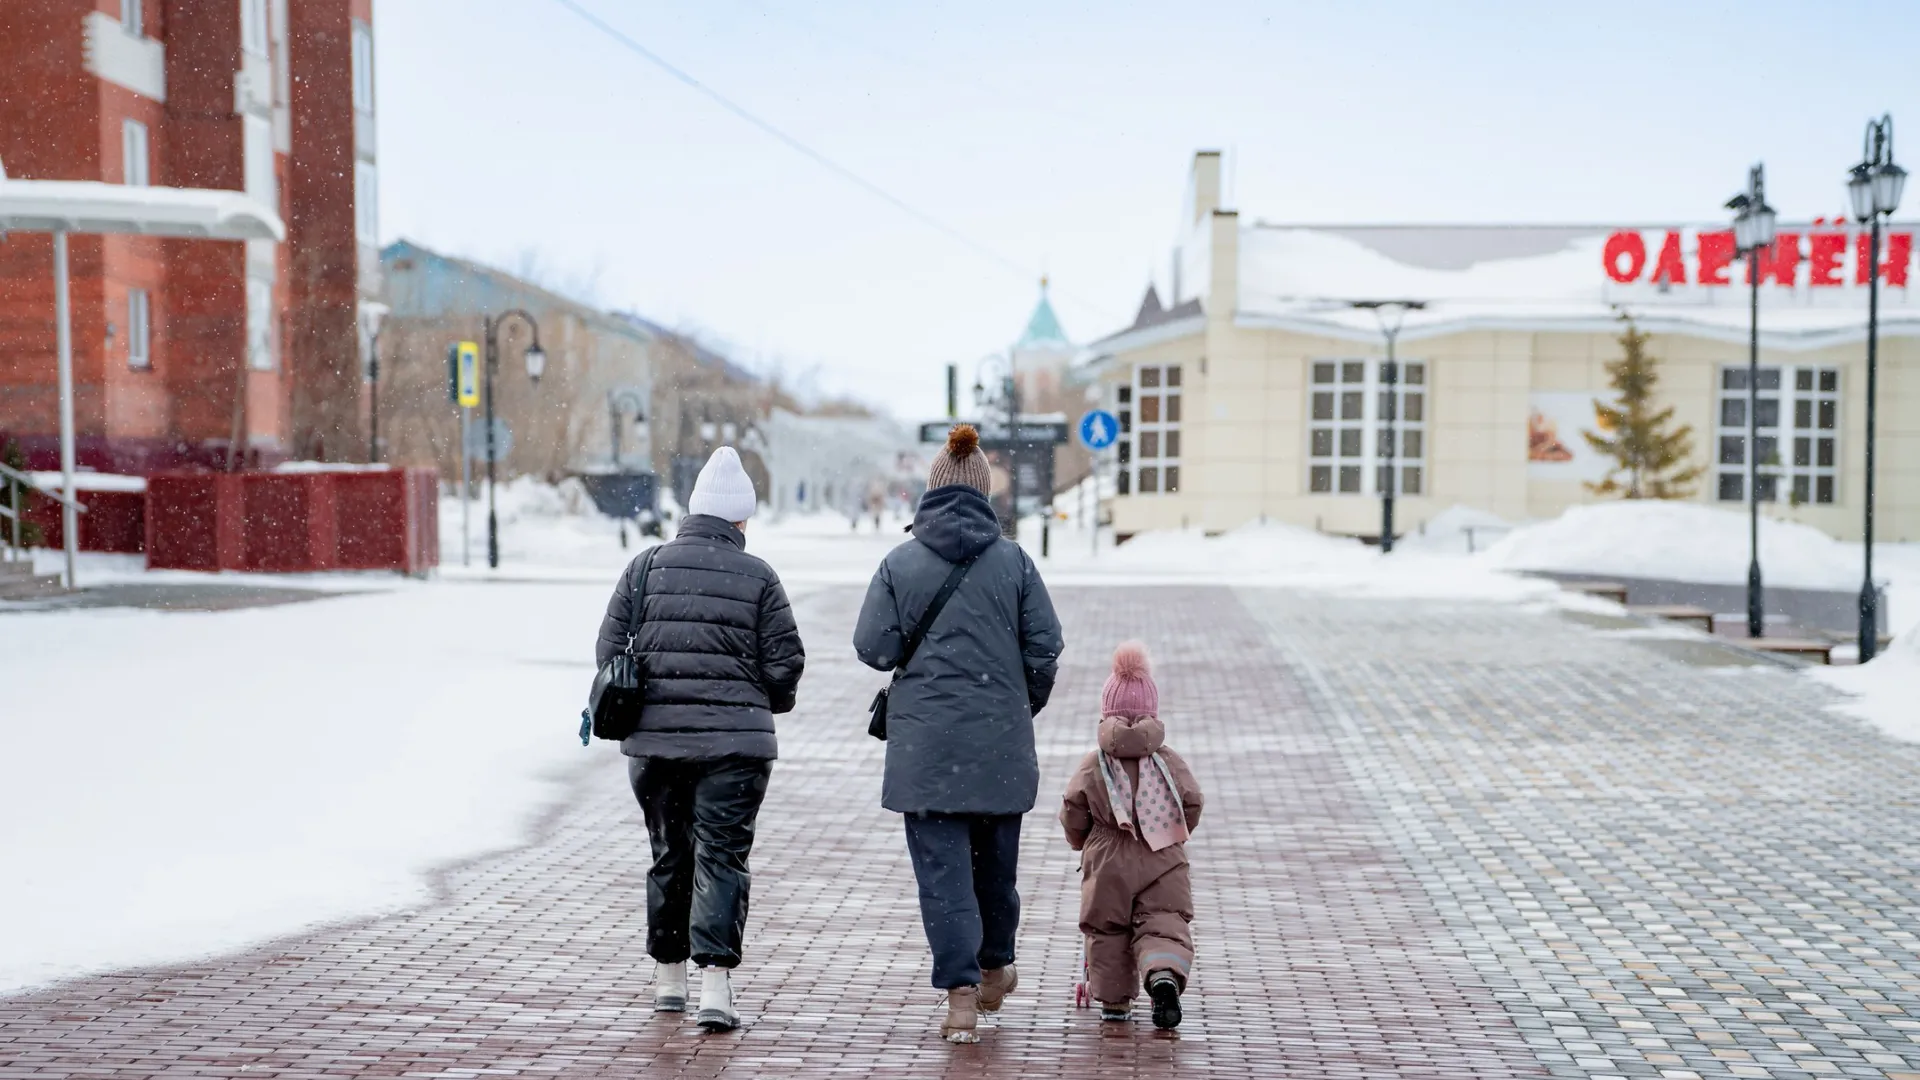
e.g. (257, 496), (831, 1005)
(595, 447), (804, 1032)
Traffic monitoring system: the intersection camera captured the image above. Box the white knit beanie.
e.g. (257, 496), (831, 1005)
(688, 446), (758, 522)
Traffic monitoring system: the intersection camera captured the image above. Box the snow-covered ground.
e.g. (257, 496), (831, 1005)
(4, 484), (1915, 994)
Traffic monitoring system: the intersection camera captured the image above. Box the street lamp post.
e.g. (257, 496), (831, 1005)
(360, 303), (388, 464)
(1727, 164), (1777, 640)
(972, 354), (1020, 540)
(1849, 115), (1905, 662)
(1351, 300), (1425, 553)
(483, 310), (546, 570)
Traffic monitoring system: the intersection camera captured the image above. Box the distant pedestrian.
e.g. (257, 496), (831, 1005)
(1060, 642), (1204, 1029)
(595, 447), (805, 1033)
(853, 425), (1064, 1044)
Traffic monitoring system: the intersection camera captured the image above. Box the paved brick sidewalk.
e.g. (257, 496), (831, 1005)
(3, 584), (1916, 1078)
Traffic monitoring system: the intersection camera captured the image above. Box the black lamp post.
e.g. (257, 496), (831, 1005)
(483, 309), (545, 569)
(1351, 300), (1425, 553)
(360, 304), (389, 464)
(972, 354), (1020, 540)
(1849, 114), (1905, 662)
(1727, 164), (1777, 640)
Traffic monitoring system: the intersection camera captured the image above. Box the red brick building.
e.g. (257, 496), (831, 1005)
(0, 0), (380, 472)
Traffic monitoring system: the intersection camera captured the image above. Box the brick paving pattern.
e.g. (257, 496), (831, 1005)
(3, 584), (1917, 1078)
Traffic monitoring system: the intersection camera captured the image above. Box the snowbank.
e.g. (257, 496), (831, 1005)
(1479, 501), (1858, 589)
(0, 582), (607, 993)
(1815, 628), (1920, 741)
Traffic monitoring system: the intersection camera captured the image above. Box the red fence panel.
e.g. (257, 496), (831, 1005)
(144, 467), (438, 574)
(24, 488), (146, 553)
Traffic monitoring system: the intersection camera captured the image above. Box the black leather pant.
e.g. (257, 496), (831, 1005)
(627, 756), (772, 969)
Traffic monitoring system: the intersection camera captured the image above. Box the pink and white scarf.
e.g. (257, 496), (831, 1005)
(1097, 747), (1189, 852)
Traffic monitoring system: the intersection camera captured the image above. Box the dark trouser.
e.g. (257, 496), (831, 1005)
(902, 812), (1022, 990)
(627, 756), (772, 969)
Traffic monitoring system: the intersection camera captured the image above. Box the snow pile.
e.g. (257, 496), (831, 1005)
(1397, 504), (1517, 556)
(1815, 627), (1920, 741)
(1037, 519), (1561, 604)
(1478, 501), (1858, 590)
(0, 581), (609, 993)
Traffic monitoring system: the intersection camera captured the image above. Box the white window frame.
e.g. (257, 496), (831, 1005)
(120, 0), (143, 36)
(127, 289), (150, 369)
(1715, 363), (1841, 507)
(241, 0), (270, 56)
(1307, 358), (1428, 497)
(354, 161), (379, 244)
(351, 21), (376, 113)
(247, 279), (276, 371)
(243, 114), (275, 204)
(121, 118), (150, 186)
(1117, 363), (1182, 496)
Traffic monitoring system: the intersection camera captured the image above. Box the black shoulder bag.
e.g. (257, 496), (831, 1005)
(867, 555), (976, 741)
(582, 548), (657, 745)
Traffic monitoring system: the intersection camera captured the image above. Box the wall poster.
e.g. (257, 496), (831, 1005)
(1527, 392), (1613, 482)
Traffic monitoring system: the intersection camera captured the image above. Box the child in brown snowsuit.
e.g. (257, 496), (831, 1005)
(1061, 642), (1203, 1029)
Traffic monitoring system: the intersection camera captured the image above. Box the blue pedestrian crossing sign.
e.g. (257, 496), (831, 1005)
(1078, 409), (1119, 451)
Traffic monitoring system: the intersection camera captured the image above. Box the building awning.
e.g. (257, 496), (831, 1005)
(0, 177), (284, 242)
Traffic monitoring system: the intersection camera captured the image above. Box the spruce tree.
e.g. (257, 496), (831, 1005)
(1584, 316), (1703, 499)
(1, 439), (42, 548)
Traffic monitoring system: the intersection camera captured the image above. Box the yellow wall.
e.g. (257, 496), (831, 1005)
(1106, 321), (1920, 543)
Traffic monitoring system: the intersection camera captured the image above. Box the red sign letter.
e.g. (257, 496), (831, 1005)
(1651, 231), (1687, 285)
(1751, 232), (1801, 286)
(1809, 232), (1846, 286)
(1885, 232), (1912, 287)
(1697, 230), (1736, 286)
(1603, 231), (1646, 283)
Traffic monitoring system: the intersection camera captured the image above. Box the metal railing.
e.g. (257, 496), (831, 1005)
(0, 462), (86, 562)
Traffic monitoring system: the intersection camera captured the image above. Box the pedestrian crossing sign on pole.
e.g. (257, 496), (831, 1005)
(449, 341), (480, 408)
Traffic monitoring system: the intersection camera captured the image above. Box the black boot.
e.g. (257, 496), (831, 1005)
(1147, 973), (1182, 1030)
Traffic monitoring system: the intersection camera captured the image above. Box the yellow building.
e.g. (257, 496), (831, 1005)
(1088, 152), (1920, 543)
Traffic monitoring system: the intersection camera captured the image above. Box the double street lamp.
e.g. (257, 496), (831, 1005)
(1727, 164), (1777, 640)
(483, 310), (546, 569)
(972, 353), (1021, 539)
(1849, 115), (1905, 662)
(1352, 300), (1425, 553)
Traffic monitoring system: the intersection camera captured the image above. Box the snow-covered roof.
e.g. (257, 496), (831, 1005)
(1231, 223), (1920, 350)
(0, 176), (284, 242)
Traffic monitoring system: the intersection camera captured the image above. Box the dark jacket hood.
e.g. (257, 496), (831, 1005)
(912, 485), (1002, 562)
(678, 514), (746, 549)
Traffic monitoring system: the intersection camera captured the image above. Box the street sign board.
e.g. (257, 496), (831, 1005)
(449, 341), (480, 407)
(463, 417), (512, 461)
(919, 420), (1070, 446)
(1078, 409), (1119, 451)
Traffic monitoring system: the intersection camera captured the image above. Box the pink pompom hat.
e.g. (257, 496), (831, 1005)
(1100, 641), (1159, 719)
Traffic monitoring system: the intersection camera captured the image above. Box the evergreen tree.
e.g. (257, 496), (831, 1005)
(0, 439), (43, 549)
(1584, 316), (1703, 499)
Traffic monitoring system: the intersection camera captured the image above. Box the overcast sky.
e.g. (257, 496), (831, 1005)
(376, 0), (1919, 420)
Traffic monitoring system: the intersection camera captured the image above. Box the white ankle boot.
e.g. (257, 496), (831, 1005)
(696, 966), (737, 1032)
(653, 961), (687, 1012)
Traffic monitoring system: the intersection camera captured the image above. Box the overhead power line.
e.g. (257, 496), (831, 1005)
(547, 0), (1116, 322)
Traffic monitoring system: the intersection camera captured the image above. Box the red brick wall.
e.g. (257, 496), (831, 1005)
(287, 0), (365, 462)
(0, 0), (362, 474)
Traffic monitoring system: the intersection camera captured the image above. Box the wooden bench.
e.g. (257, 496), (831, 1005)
(1741, 638), (1835, 665)
(1630, 604), (1716, 633)
(1563, 581), (1629, 605)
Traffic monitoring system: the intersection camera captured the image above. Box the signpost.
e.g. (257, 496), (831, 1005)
(1078, 410), (1119, 558)
(449, 342), (481, 566)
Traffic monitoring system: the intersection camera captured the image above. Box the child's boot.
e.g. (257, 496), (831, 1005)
(1100, 1000), (1133, 1022)
(1147, 971), (1183, 1030)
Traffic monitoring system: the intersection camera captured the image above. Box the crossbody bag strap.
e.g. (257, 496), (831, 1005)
(895, 554), (977, 675)
(623, 548), (657, 657)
